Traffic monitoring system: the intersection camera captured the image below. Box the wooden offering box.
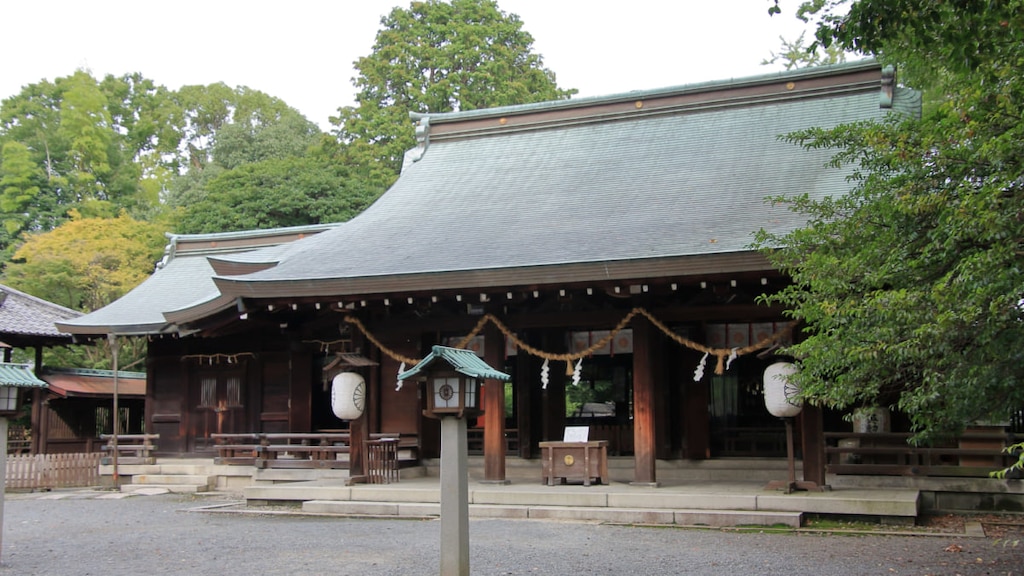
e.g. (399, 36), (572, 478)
(539, 441), (608, 486)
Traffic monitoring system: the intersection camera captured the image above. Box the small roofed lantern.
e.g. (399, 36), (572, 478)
(399, 345), (510, 419)
(0, 363), (47, 417)
(763, 361), (802, 419)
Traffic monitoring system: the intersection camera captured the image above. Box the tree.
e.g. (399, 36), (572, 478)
(758, 1), (1024, 441)
(332, 0), (576, 181)
(0, 71), (176, 251)
(163, 83), (323, 208)
(4, 211), (166, 311)
(174, 155), (384, 234)
(761, 31), (846, 70)
(3, 212), (167, 369)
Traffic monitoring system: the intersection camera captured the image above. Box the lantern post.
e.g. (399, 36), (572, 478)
(0, 364), (47, 563)
(399, 346), (509, 576)
(762, 361), (821, 493)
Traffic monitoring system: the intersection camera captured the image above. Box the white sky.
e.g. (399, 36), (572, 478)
(2, 1), (816, 130)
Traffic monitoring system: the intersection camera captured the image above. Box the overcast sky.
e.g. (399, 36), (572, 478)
(3, 1), (817, 130)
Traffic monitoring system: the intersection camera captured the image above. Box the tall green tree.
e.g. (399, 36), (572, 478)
(758, 1), (1024, 440)
(0, 71), (176, 248)
(332, 0), (576, 182)
(174, 155), (383, 234)
(163, 83), (322, 209)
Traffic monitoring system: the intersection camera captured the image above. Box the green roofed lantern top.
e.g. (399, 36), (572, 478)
(398, 346), (510, 382)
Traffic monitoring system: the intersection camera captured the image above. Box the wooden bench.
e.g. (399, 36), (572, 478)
(100, 434), (159, 465)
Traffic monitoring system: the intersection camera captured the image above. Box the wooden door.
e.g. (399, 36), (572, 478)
(191, 368), (246, 452)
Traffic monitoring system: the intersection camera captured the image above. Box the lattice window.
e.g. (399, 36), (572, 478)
(226, 375), (242, 407)
(199, 376), (217, 408)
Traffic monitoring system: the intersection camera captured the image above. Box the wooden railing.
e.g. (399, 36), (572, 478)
(825, 431), (1018, 477)
(6, 452), (102, 490)
(100, 434), (159, 465)
(467, 428), (519, 455)
(211, 432), (418, 472)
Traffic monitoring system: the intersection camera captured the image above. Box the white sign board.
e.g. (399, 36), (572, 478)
(562, 426), (590, 443)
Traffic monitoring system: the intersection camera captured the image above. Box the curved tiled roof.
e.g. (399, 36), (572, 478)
(57, 224), (339, 335)
(61, 61), (921, 334)
(214, 61), (916, 300)
(0, 284), (80, 347)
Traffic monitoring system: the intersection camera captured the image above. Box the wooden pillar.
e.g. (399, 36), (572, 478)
(631, 315), (658, 486)
(800, 404), (826, 486)
(482, 323), (507, 482)
(30, 389), (43, 455)
(540, 329), (566, 443)
(516, 336), (536, 458)
(350, 411), (369, 478)
(684, 376), (710, 459)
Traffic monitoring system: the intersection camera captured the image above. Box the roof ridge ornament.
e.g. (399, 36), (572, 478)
(880, 65), (895, 109)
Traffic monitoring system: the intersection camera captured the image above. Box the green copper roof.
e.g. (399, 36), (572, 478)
(0, 363), (47, 388)
(398, 346), (510, 382)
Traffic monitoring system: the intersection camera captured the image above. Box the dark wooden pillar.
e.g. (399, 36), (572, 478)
(31, 389), (44, 455)
(516, 336), (536, 458)
(684, 372), (710, 459)
(482, 323), (507, 482)
(541, 329), (566, 443)
(800, 404), (826, 486)
(631, 315), (658, 485)
(350, 411), (368, 477)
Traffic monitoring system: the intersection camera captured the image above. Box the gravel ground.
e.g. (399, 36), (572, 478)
(0, 491), (1021, 576)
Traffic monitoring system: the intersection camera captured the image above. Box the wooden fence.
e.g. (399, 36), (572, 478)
(5, 453), (101, 491)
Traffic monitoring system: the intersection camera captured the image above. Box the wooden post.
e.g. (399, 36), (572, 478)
(350, 411), (368, 478)
(631, 315), (658, 486)
(800, 404), (827, 487)
(482, 323), (507, 482)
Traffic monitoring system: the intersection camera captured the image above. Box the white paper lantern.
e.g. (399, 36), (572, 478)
(763, 362), (802, 418)
(331, 372), (366, 420)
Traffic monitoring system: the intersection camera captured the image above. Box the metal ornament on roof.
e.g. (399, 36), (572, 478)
(763, 361), (802, 418)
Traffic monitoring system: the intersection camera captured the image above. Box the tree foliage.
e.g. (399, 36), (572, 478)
(5, 211), (166, 312)
(759, 0), (1024, 440)
(0, 71), (176, 249)
(174, 155), (384, 234)
(761, 31), (846, 70)
(332, 0), (576, 180)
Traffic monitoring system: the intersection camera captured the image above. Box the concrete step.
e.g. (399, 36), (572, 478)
(300, 499), (802, 527)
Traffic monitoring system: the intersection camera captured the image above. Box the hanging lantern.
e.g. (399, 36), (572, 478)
(331, 372), (366, 420)
(763, 361), (801, 418)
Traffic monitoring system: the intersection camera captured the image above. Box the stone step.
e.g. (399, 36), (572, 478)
(300, 499), (802, 528)
(120, 483), (202, 494)
(131, 474), (213, 488)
